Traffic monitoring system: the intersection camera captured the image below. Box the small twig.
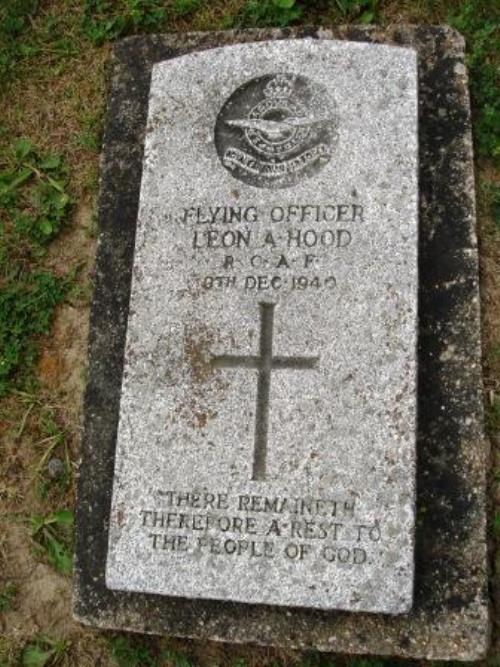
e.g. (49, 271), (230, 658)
(16, 403), (34, 439)
(23, 161), (43, 180)
(31, 437), (61, 480)
(32, 434), (60, 448)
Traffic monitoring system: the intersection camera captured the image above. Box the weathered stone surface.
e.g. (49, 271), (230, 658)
(105, 38), (418, 615)
(74, 26), (489, 660)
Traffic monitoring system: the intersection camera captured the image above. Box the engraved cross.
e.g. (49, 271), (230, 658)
(213, 302), (319, 481)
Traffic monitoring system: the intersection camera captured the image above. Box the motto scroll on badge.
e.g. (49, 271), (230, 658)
(215, 73), (338, 189)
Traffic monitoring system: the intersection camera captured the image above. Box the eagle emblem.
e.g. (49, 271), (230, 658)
(214, 73), (338, 189)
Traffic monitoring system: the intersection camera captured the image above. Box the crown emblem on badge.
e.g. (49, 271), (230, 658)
(215, 72), (338, 189)
(263, 74), (295, 99)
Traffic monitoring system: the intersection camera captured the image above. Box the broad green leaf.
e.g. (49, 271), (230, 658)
(39, 219), (53, 236)
(22, 645), (53, 667)
(52, 192), (70, 210)
(39, 155), (61, 170)
(273, 0), (296, 7)
(46, 534), (72, 574)
(19, 44), (40, 57)
(359, 10), (374, 23)
(50, 509), (74, 526)
(29, 515), (45, 535)
(0, 167), (31, 194)
(44, 175), (65, 193)
(14, 138), (34, 160)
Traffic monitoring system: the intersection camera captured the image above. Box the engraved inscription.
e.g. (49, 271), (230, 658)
(213, 302), (318, 480)
(136, 489), (381, 568)
(163, 201), (365, 293)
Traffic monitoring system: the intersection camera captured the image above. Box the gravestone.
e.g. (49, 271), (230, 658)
(105, 39), (418, 614)
(75, 27), (489, 660)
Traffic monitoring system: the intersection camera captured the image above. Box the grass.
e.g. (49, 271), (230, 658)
(161, 648), (196, 667)
(487, 396), (500, 432)
(73, 109), (104, 154)
(0, 1), (498, 666)
(15, 395), (73, 499)
(332, 0), (380, 23)
(0, 582), (17, 613)
(82, 0), (167, 45)
(488, 183), (500, 231)
(0, 0), (39, 85)
(109, 636), (158, 667)
(0, 272), (67, 394)
(105, 644), (398, 667)
(0, 139), (73, 396)
(0, 391), (74, 514)
(0, 635), (20, 667)
(21, 635), (70, 667)
(448, 0), (500, 165)
(29, 509), (74, 575)
(170, 0), (205, 19)
(492, 513), (500, 538)
(232, 0), (303, 28)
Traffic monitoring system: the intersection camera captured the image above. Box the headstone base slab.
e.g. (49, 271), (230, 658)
(74, 26), (490, 661)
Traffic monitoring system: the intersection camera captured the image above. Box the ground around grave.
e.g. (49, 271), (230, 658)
(0, 2), (498, 666)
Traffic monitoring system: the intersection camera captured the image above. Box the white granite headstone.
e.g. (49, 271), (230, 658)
(105, 38), (418, 614)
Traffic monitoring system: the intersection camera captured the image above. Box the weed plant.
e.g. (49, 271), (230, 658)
(82, 0), (167, 45)
(0, 582), (17, 613)
(109, 636), (158, 667)
(0, 0), (39, 85)
(29, 509), (74, 575)
(449, 0), (500, 164)
(21, 635), (70, 667)
(0, 140), (72, 395)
